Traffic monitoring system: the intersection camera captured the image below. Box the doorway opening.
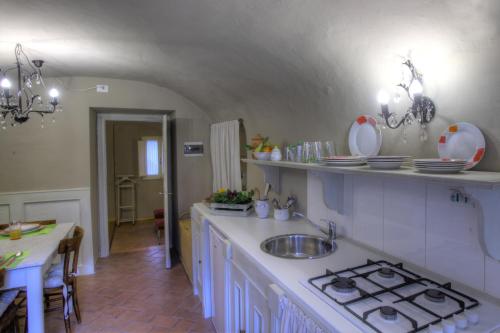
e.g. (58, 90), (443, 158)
(95, 111), (174, 269)
(106, 121), (163, 253)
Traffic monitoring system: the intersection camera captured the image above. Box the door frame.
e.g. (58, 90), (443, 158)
(96, 112), (172, 266)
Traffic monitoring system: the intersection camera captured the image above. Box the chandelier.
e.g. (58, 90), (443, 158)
(0, 44), (61, 130)
(376, 58), (436, 142)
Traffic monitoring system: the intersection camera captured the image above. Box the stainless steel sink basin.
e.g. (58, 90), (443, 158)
(260, 234), (335, 259)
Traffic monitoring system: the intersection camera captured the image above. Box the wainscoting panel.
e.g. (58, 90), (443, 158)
(0, 205), (10, 224)
(0, 188), (95, 275)
(24, 199), (80, 224)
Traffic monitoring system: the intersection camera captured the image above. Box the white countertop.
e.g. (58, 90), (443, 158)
(195, 203), (379, 332)
(0, 223), (74, 269)
(194, 203), (500, 333)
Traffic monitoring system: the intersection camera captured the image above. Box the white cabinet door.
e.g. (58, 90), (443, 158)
(210, 226), (231, 333)
(230, 263), (246, 333)
(246, 280), (270, 333)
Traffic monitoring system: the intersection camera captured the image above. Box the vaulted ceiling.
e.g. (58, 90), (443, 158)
(2, 0), (500, 160)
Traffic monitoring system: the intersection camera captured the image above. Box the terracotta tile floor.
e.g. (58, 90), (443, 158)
(44, 246), (215, 332)
(110, 221), (162, 254)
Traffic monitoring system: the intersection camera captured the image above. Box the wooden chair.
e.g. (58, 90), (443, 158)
(43, 226), (84, 333)
(0, 269), (21, 333)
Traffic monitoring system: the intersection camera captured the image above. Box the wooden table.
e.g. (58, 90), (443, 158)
(0, 223), (74, 333)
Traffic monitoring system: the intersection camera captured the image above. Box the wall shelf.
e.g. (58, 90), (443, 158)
(242, 159), (500, 189)
(243, 158), (500, 261)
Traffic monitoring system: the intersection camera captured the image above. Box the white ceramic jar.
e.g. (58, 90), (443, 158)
(255, 200), (270, 219)
(274, 208), (289, 221)
(271, 146), (282, 161)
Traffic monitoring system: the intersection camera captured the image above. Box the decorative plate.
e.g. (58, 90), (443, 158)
(348, 115), (382, 157)
(438, 122), (485, 170)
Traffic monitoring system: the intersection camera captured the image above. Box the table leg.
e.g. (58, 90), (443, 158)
(26, 266), (45, 333)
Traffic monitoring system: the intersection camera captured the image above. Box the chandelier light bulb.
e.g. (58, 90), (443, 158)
(49, 88), (60, 98)
(1, 78), (12, 89)
(377, 90), (390, 105)
(409, 80), (423, 97)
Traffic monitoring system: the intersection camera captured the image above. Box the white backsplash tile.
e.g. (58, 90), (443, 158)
(352, 176), (383, 250)
(383, 179), (426, 267)
(306, 174), (500, 298)
(307, 172), (353, 238)
(426, 183), (484, 290)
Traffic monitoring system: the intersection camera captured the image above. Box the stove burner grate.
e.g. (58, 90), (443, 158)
(380, 306), (397, 321)
(377, 267), (395, 279)
(424, 289), (446, 303)
(331, 277), (357, 293)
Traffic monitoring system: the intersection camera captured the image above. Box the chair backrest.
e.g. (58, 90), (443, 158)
(58, 226), (84, 284)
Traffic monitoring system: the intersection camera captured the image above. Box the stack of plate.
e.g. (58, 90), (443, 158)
(413, 159), (467, 174)
(319, 156), (366, 166)
(367, 156), (410, 170)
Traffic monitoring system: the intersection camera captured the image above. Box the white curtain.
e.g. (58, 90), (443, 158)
(279, 297), (325, 333)
(210, 120), (242, 192)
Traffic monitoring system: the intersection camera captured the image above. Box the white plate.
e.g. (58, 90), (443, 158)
(320, 161), (367, 166)
(5, 224), (40, 232)
(348, 115), (382, 157)
(415, 168), (464, 174)
(321, 156), (366, 161)
(438, 122), (485, 170)
(367, 161), (403, 169)
(414, 158), (466, 163)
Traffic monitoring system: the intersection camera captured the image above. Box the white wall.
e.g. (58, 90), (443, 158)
(0, 77), (212, 264)
(307, 172), (500, 299)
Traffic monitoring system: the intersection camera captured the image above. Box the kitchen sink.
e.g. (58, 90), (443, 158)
(260, 234), (335, 259)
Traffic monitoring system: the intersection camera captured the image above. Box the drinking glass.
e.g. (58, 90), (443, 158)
(303, 142), (314, 163)
(9, 221), (22, 240)
(296, 143), (304, 163)
(314, 141), (323, 161)
(323, 140), (335, 158)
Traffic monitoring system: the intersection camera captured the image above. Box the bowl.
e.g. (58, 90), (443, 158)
(254, 152), (271, 160)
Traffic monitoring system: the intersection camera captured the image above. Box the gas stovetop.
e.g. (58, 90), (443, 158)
(303, 260), (500, 333)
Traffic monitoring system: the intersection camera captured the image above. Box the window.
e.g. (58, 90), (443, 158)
(138, 137), (163, 178)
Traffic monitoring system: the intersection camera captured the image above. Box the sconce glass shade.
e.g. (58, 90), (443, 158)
(409, 80), (423, 98)
(377, 90), (390, 105)
(1, 78), (11, 89)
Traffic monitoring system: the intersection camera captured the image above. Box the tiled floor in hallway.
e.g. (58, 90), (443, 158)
(45, 246), (215, 333)
(110, 221), (161, 254)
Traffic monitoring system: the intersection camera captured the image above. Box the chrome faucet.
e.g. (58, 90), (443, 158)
(292, 212), (337, 246)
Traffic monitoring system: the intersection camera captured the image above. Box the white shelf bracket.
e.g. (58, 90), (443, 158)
(310, 171), (344, 215)
(257, 165), (281, 193)
(465, 186), (500, 261)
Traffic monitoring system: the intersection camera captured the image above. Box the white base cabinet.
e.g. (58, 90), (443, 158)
(193, 205), (327, 333)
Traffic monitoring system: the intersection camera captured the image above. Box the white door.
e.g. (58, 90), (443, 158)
(162, 115), (172, 269)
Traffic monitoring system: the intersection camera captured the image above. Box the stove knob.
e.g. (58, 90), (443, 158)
(442, 319), (456, 333)
(465, 310), (479, 325)
(428, 324), (444, 333)
(453, 314), (468, 330)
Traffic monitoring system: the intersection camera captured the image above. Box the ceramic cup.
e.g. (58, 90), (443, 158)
(274, 208), (290, 221)
(255, 200), (270, 219)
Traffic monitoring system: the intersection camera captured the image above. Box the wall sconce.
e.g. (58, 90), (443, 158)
(377, 58), (436, 142)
